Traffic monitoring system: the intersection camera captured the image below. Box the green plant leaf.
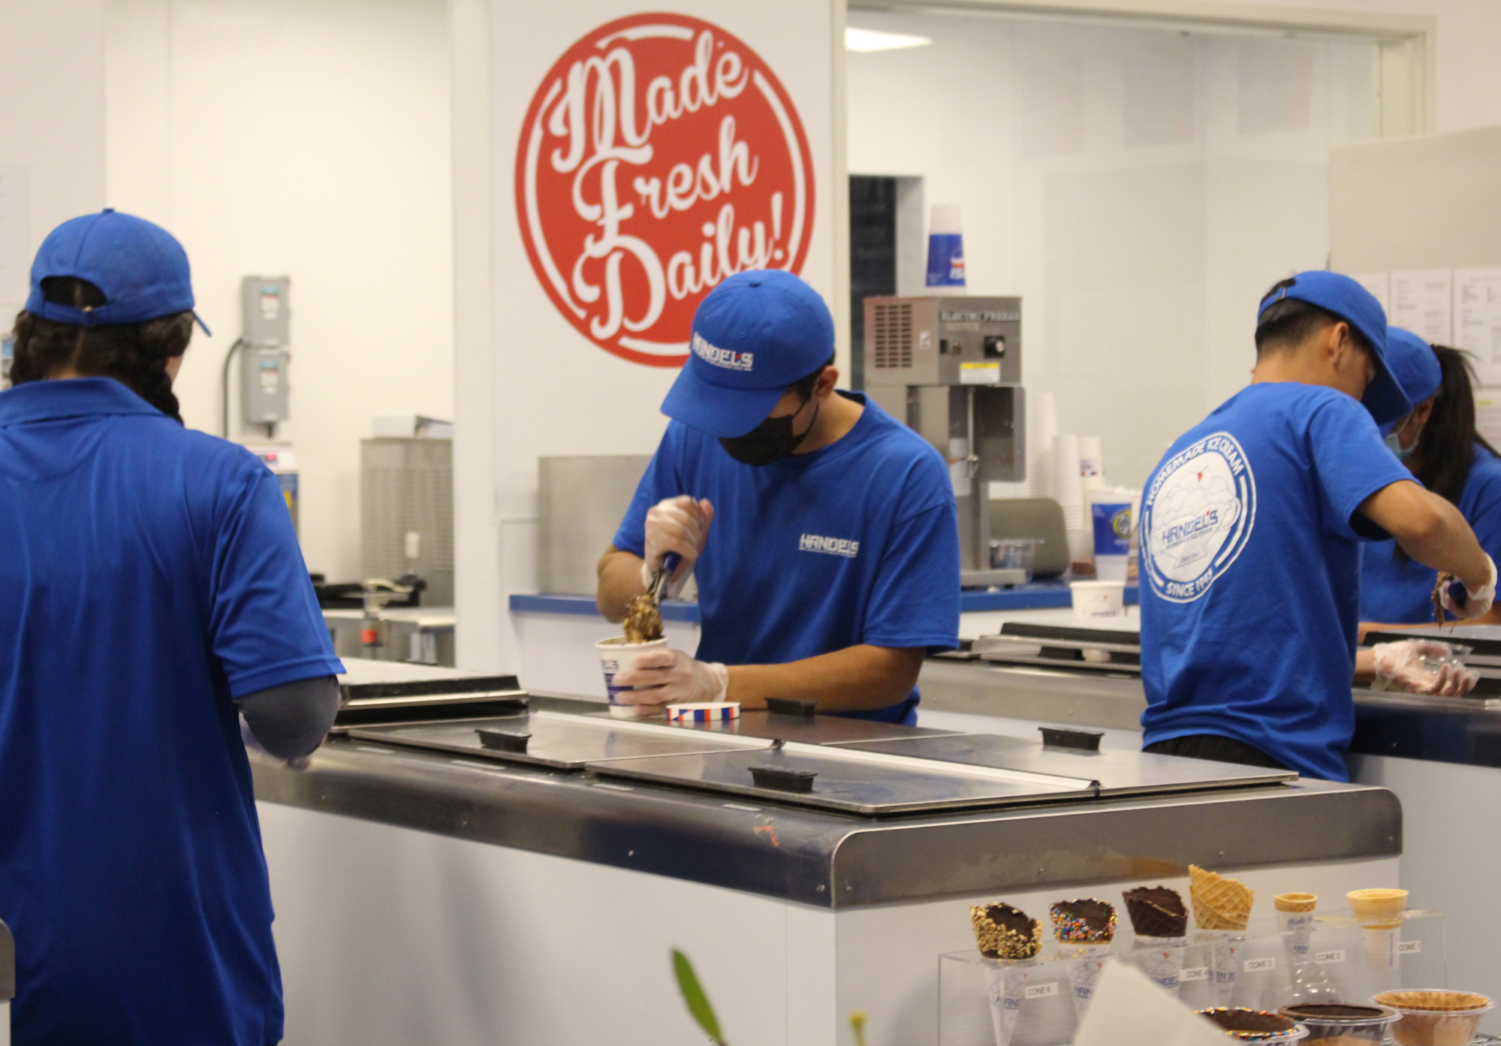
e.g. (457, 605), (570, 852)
(671, 949), (725, 1045)
(849, 1010), (868, 1046)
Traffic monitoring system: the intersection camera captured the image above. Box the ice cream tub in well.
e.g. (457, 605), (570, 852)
(595, 636), (668, 718)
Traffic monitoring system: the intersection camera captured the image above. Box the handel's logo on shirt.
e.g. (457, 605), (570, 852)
(799, 533), (860, 558)
(692, 332), (753, 371)
(1141, 432), (1256, 603)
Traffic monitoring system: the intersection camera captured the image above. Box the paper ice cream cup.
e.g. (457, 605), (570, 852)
(1071, 580), (1125, 618)
(595, 636), (668, 718)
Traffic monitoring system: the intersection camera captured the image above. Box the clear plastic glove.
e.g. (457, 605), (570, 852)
(611, 648), (729, 707)
(641, 496), (714, 599)
(1371, 640), (1477, 696)
(1441, 553), (1498, 620)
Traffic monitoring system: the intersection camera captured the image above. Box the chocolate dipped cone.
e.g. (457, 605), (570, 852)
(1123, 886), (1188, 938)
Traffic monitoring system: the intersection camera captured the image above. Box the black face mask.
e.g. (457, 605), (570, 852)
(720, 397), (820, 466)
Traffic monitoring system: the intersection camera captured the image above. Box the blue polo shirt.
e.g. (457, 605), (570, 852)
(0, 378), (343, 1046)
(1139, 383), (1411, 781)
(613, 393), (960, 723)
(1360, 445), (1501, 623)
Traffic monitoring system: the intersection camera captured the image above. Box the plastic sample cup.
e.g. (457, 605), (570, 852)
(1373, 991), (1493, 1046)
(1071, 580), (1125, 618)
(1280, 1003), (1398, 1046)
(595, 636), (668, 718)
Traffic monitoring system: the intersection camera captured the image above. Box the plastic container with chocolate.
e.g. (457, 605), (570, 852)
(1373, 990), (1494, 1046)
(1278, 1003), (1398, 1045)
(1198, 1007), (1309, 1043)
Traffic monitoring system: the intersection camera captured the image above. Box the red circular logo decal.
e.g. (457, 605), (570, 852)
(516, 13), (816, 367)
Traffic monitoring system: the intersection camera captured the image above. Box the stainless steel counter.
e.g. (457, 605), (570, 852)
(254, 694), (1399, 908)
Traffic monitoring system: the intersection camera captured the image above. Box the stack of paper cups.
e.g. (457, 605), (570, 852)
(1077, 435), (1104, 493)
(1089, 487), (1135, 582)
(1025, 391), (1057, 499)
(925, 204), (966, 295)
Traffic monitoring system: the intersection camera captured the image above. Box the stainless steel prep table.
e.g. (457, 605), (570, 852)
(251, 662), (1403, 1046)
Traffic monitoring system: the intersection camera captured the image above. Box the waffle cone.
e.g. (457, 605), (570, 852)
(1348, 888), (1407, 927)
(1190, 865), (1253, 931)
(1274, 892), (1317, 913)
(1374, 990), (1490, 1013)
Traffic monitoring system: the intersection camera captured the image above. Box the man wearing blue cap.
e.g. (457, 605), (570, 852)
(1138, 272), (1495, 780)
(1358, 327), (1501, 629)
(0, 210), (343, 1045)
(596, 270), (960, 721)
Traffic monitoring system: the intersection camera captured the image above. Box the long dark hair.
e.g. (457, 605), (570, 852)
(1412, 345), (1498, 504)
(9, 277), (192, 423)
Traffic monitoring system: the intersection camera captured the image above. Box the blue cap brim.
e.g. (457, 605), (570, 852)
(1363, 361), (1411, 428)
(661, 362), (785, 438)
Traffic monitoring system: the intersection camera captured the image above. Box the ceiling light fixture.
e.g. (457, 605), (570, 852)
(844, 27), (933, 52)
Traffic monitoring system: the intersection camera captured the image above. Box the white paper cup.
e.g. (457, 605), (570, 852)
(1071, 580), (1125, 618)
(595, 636), (668, 718)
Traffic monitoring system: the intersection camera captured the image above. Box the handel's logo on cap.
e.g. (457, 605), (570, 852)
(691, 331), (753, 372)
(515, 13), (816, 368)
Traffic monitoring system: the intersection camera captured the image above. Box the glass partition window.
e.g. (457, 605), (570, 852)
(847, 11), (1381, 489)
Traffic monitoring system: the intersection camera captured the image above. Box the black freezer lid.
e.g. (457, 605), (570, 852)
(348, 711), (770, 770)
(833, 733), (1296, 796)
(587, 742), (1096, 815)
(625, 708), (968, 745)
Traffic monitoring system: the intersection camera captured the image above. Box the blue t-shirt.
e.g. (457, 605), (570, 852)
(1359, 445), (1501, 624)
(0, 378), (344, 1046)
(1139, 383), (1411, 781)
(613, 393), (960, 723)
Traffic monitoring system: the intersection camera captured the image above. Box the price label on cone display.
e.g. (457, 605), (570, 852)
(515, 13), (816, 367)
(1314, 949), (1346, 965)
(1243, 957), (1276, 973)
(1024, 982), (1056, 1000)
(1398, 940), (1422, 955)
(1180, 967), (1209, 982)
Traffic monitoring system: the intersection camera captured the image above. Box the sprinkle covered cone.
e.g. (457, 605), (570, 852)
(1274, 892), (1317, 913)
(1190, 865), (1253, 932)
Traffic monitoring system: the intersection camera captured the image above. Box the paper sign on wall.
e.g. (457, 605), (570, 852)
(1390, 270), (1453, 344)
(1455, 268), (1501, 385)
(1476, 390), (1501, 446)
(0, 167), (28, 306)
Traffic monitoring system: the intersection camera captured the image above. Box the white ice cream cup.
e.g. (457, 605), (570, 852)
(1071, 580), (1126, 618)
(595, 636), (669, 718)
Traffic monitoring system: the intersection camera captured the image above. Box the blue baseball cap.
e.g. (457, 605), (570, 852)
(661, 270), (835, 438)
(1257, 270), (1407, 426)
(25, 209), (210, 336)
(1385, 326), (1442, 405)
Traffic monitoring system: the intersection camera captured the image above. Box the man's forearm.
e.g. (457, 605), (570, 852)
(596, 546), (646, 623)
(1397, 495), (1491, 588)
(727, 645), (925, 713)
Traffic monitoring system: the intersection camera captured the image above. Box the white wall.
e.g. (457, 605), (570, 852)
(103, 0), (453, 583)
(454, 0), (842, 670)
(0, 0), (106, 322)
(1216, 0), (1501, 134)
